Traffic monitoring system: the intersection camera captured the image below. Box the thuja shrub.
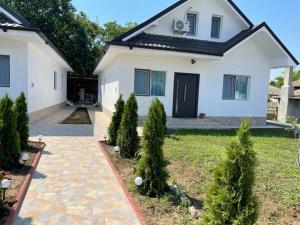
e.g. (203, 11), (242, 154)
(157, 100), (167, 135)
(202, 119), (258, 225)
(107, 95), (124, 145)
(136, 98), (168, 197)
(117, 93), (139, 158)
(0, 95), (21, 169)
(15, 92), (29, 152)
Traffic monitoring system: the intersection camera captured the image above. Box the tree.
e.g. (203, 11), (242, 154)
(157, 100), (167, 135)
(117, 94), (139, 158)
(270, 70), (300, 88)
(202, 119), (258, 225)
(136, 99), (168, 197)
(15, 92), (29, 152)
(0, 95), (21, 169)
(107, 95), (124, 146)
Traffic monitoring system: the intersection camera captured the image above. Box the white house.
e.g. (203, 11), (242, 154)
(94, 0), (299, 127)
(0, 3), (72, 122)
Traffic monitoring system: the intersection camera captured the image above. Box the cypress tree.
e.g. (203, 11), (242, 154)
(0, 95), (21, 169)
(117, 93), (139, 158)
(107, 95), (124, 145)
(157, 100), (167, 135)
(136, 99), (168, 197)
(202, 119), (258, 225)
(15, 92), (29, 152)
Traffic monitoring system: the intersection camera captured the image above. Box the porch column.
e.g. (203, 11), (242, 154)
(278, 67), (294, 122)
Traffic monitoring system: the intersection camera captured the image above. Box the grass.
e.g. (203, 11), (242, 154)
(104, 128), (300, 225)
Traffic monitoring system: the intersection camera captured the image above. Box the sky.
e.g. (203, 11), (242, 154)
(72, 0), (300, 80)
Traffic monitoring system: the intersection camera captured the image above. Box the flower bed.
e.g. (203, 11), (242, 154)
(0, 141), (45, 225)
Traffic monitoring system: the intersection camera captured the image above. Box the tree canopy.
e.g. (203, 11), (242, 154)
(270, 70), (300, 88)
(3, 0), (136, 75)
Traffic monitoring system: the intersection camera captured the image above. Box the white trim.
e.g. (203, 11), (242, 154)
(0, 7), (22, 24)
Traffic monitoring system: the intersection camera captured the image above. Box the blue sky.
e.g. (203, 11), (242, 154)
(72, 0), (300, 80)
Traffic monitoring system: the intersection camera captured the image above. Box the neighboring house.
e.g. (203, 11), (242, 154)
(94, 0), (299, 127)
(0, 3), (72, 122)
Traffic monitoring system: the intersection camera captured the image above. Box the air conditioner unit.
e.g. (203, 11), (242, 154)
(173, 19), (190, 34)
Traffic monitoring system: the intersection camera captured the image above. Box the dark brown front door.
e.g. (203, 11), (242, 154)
(173, 73), (199, 118)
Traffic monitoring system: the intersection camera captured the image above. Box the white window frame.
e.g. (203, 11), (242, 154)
(186, 12), (198, 37)
(211, 15), (223, 39)
(222, 74), (250, 101)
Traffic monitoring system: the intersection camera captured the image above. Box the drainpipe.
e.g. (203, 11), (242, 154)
(278, 67), (294, 123)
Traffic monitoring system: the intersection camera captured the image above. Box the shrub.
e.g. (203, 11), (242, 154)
(15, 92), (29, 152)
(157, 100), (167, 135)
(117, 93), (139, 158)
(136, 99), (168, 197)
(202, 119), (258, 225)
(0, 95), (21, 169)
(107, 95), (124, 145)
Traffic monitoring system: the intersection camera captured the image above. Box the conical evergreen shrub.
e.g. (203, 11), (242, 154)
(202, 119), (258, 225)
(157, 100), (167, 135)
(117, 93), (139, 158)
(136, 98), (168, 197)
(0, 95), (21, 169)
(15, 92), (29, 152)
(107, 95), (124, 145)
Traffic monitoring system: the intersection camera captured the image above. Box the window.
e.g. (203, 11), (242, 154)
(54, 71), (57, 90)
(134, 69), (166, 96)
(222, 75), (249, 100)
(0, 56), (10, 87)
(211, 16), (221, 39)
(186, 13), (197, 36)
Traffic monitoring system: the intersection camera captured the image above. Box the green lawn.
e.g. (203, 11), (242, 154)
(164, 129), (300, 224)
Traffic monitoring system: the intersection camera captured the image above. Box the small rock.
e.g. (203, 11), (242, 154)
(4, 175), (12, 180)
(189, 206), (200, 219)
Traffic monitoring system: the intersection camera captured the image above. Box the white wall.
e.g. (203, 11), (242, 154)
(145, 0), (248, 42)
(0, 39), (28, 100)
(101, 39), (270, 118)
(28, 43), (67, 113)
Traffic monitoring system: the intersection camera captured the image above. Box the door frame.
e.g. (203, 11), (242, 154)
(172, 73), (200, 118)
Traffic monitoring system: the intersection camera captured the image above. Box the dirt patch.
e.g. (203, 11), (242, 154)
(61, 107), (92, 124)
(0, 142), (44, 224)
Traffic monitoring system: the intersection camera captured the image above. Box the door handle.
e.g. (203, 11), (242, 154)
(184, 85), (187, 102)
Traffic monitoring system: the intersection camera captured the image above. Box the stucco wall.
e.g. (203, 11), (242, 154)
(100, 39), (270, 118)
(0, 39), (28, 100)
(28, 43), (68, 113)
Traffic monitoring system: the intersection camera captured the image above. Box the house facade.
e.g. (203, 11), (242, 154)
(95, 0), (298, 127)
(0, 3), (72, 122)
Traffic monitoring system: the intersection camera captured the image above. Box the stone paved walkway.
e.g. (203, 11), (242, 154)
(13, 108), (141, 225)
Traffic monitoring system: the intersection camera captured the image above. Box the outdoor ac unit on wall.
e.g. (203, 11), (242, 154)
(173, 19), (190, 34)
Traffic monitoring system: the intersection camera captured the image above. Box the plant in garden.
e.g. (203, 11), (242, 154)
(136, 99), (168, 197)
(107, 95), (124, 145)
(157, 100), (167, 135)
(202, 119), (258, 225)
(0, 95), (21, 169)
(15, 92), (29, 152)
(117, 93), (139, 158)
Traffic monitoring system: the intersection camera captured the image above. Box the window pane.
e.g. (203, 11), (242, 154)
(222, 75), (235, 99)
(211, 17), (221, 38)
(134, 69), (150, 95)
(0, 56), (10, 87)
(54, 72), (57, 90)
(235, 76), (249, 100)
(151, 71), (166, 96)
(186, 13), (197, 36)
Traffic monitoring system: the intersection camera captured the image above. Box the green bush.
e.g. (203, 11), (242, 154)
(108, 95), (124, 145)
(157, 100), (167, 135)
(117, 93), (139, 158)
(0, 95), (21, 169)
(136, 98), (168, 197)
(15, 92), (29, 152)
(202, 119), (258, 225)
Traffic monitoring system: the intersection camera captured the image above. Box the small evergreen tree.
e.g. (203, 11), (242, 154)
(157, 100), (167, 135)
(202, 119), (258, 225)
(15, 92), (29, 152)
(0, 95), (21, 169)
(107, 95), (124, 145)
(136, 99), (168, 197)
(117, 93), (139, 158)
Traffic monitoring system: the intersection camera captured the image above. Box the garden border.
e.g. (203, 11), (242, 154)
(97, 141), (147, 225)
(4, 142), (46, 225)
